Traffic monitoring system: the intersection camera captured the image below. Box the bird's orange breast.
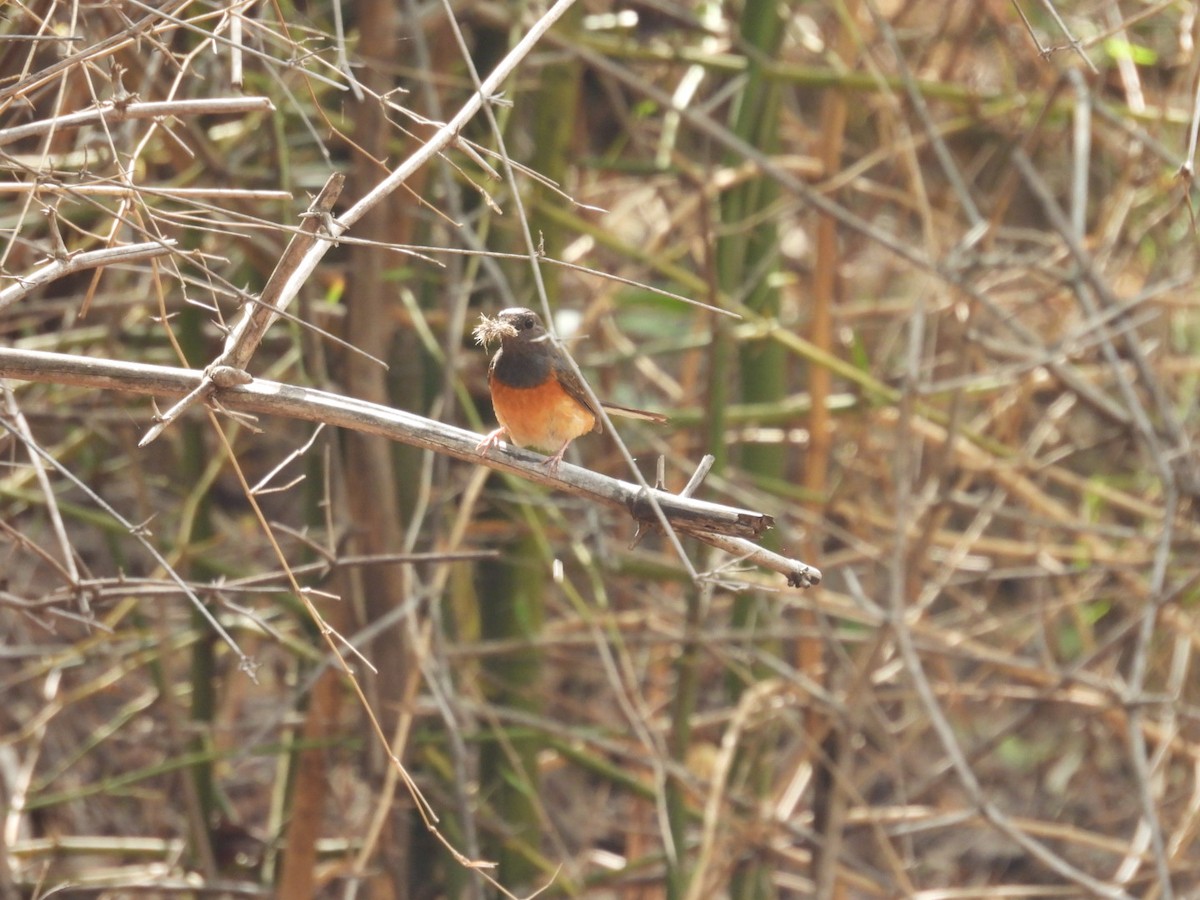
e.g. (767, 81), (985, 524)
(490, 375), (597, 452)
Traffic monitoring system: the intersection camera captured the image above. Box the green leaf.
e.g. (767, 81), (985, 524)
(1103, 37), (1158, 65)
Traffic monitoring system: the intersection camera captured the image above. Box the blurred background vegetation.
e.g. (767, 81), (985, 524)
(2, 0), (1200, 897)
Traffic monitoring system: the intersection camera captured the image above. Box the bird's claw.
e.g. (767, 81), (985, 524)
(476, 427), (506, 456)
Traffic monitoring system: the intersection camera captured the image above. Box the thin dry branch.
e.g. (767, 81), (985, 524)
(0, 184), (293, 200)
(0, 347), (820, 587)
(0, 240), (178, 312)
(0, 97), (276, 147)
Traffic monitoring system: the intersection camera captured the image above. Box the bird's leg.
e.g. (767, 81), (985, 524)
(543, 439), (571, 473)
(475, 427), (508, 456)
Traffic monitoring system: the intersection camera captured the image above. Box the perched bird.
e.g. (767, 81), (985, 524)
(474, 307), (665, 471)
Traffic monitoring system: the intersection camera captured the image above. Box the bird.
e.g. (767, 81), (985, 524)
(474, 307), (666, 471)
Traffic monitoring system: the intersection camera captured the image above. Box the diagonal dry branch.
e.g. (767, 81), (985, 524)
(134, 0), (581, 453)
(0, 346), (820, 588)
(135, 174), (345, 447)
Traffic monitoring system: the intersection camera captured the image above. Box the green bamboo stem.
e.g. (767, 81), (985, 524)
(477, 531), (545, 888)
(176, 303), (222, 875)
(714, 1), (787, 895)
(666, 583), (705, 899)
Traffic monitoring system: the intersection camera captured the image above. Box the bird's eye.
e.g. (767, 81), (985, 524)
(520, 315), (534, 329)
